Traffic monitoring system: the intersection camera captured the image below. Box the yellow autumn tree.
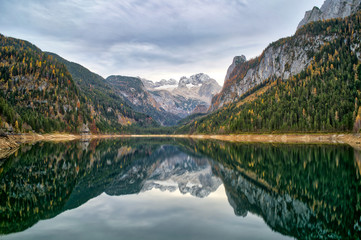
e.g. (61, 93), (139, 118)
(15, 120), (19, 131)
(354, 107), (361, 132)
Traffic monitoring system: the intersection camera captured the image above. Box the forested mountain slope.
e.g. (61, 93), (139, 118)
(0, 35), (157, 134)
(46, 53), (159, 132)
(177, 11), (361, 134)
(0, 34), (90, 133)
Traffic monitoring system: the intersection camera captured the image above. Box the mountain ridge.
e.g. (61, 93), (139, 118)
(298, 0), (361, 30)
(143, 73), (221, 118)
(105, 75), (181, 126)
(46, 52), (159, 132)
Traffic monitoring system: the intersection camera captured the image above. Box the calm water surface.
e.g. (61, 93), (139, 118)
(0, 138), (360, 239)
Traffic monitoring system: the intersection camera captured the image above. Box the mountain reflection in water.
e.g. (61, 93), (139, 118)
(0, 138), (360, 240)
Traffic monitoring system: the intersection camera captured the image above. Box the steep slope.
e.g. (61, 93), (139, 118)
(106, 75), (181, 126)
(180, 11), (361, 134)
(148, 89), (206, 118)
(145, 73), (221, 118)
(0, 34), (91, 133)
(47, 53), (158, 131)
(211, 0), (361, 112)
(298, 0), (361, 30)
(191, 104), (208, 114)
(211, 35), (330, 111)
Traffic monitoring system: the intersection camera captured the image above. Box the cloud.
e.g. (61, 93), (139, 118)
(0, 0), (325, 83)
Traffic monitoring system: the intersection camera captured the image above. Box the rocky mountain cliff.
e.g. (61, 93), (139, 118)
(211, 34), (333, 110)
(298, 0), (361, 30)
(105, 75), (181, 126)
(224, 55), (247, 82)
(106, 75), (157, 108)
(144, 73), (221, 117)
(210, 0), (361, 111)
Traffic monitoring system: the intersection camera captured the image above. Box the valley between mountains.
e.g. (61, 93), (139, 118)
(1, 0), (361, 146)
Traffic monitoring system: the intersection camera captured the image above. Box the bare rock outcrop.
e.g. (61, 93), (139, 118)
(298, 0), (361, 30)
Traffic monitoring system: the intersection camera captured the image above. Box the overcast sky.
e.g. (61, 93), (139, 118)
(0, 0), (325, 84)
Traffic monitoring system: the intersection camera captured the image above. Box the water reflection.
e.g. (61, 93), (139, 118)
(0, 138), (360, 239)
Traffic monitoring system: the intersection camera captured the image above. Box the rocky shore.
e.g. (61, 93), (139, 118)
(1, 133), (361, 151)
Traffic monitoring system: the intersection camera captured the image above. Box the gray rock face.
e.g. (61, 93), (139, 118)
(141, 78), (156, 89)
(224, 55), (247, 82)
(178, 73), (214, 88)
(191, 104), (208, 114)
(149, 90), (206, 118)
(298, 0), (361, 30)
(106, 75), (181, 126)
(106, 75), (149, 107)
(174, 73), (221, 101)
(211, 34), (337, 110)
(143, 73), (221, 117)
(298, 7), (323, 30)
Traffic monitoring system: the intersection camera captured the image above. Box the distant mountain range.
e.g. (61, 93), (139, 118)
(0, 35), (220, 133)
(142, 73), (221, 119)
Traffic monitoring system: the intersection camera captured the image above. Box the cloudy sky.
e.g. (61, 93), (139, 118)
(0, 0), (324, 84)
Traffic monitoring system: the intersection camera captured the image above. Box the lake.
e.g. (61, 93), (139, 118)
(0, 138), (360, 239)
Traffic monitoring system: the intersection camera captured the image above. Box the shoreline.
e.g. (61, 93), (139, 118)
(1, 133), (361, 151)
(126, 134), (361, 149)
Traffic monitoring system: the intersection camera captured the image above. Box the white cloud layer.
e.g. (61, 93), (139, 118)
(0, 0), (325, 84)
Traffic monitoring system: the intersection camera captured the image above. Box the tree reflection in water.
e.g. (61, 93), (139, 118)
(0, 138), (360, 239)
